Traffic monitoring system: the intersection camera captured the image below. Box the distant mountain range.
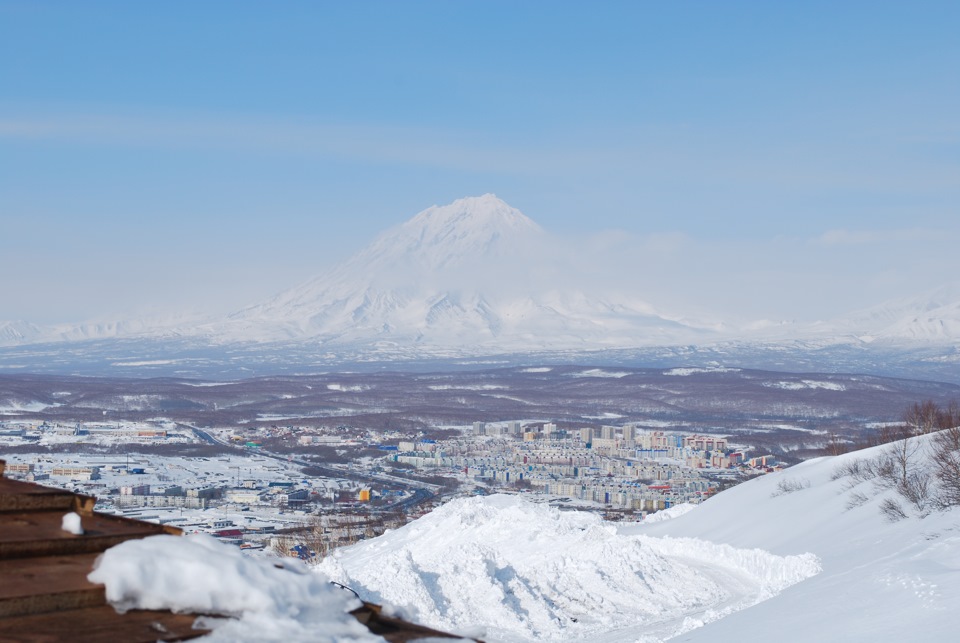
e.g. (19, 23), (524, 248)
(2, 195), (960, 376)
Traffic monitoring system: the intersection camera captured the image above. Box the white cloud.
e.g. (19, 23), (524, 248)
(0, 109), (590, 176)
(815, 228), (939, 246)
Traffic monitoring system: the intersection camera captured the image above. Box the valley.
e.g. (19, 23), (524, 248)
(3, 365), (957, 461)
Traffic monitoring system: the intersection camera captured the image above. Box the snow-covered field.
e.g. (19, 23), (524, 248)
(570, 369), (632, 378)
(663, 367), (740, 376)
(762, 379), (846, 391)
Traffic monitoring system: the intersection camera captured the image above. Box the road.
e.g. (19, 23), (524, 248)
(184, 424), (437, 511)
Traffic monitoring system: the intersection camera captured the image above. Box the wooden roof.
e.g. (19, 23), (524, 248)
(0, 460), (474, 643)
(0, 461), (204, 642)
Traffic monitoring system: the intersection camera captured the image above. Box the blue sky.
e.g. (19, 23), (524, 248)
(1, 1), (958, 323)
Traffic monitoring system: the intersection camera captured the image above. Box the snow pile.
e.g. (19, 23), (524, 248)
(641, 502), (698, 523)
(61, 511), (84, 535)
(318, 495), (818, 642)
(88, 534), (380, 643)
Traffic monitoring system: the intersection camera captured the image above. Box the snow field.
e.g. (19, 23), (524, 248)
(318, 495), (819, 642)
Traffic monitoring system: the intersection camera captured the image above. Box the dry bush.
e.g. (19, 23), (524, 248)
(932, 425), (960, 508)
(880, 497), (908, 522)
(827, 400), (960, 518)
(831, 458), (875, 484)
(845, 491), (870, 510)
(771, 477), (810, 497)
(898, 471), (933, 515)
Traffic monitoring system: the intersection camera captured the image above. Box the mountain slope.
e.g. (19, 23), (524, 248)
(0, 321), (45, 345)
(221, 194), (712, 347)
(816, 283), (960, 343)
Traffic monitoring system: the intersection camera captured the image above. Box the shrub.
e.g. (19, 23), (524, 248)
(932, 426), (960, 508)
(880, 498), (908, 522)
(771, 477), (810, 497)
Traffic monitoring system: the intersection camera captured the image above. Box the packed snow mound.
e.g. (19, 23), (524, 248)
(318, 495), (819, 642)
(88, 534), (379, 643)
(641, 502), (698, 523)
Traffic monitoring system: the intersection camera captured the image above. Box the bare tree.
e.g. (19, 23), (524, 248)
(932, 424), (960, 508)
(880, 497), (908, 522)
(903, 400), (941, 435)
(826, 432), (848, 456)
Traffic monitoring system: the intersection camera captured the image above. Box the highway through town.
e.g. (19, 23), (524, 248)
(184, 424), (438, 512)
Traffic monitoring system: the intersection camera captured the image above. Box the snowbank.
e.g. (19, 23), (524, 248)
(641, 502), (698, 523)
(88, 534), (380, 642)
(318, 495), (818, 642)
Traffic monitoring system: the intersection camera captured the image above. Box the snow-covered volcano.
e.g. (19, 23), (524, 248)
(219, 194), (714, 348)
(4, 195), (960, 367)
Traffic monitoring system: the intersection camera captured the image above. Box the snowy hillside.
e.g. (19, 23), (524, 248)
(0, 320), (46, 345)
(319, 435), (960, 642)
(635, 434), (960, 643)
(843, 285), (960, 343)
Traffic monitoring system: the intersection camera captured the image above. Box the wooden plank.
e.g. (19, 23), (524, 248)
(0, 606), (208, 643)
(0, 479), (86, 514)
(352, 603), (475, 642)
(0, 510), (172, 559)
(0, 475), (207, 641)
(0, 553), (104, 618)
